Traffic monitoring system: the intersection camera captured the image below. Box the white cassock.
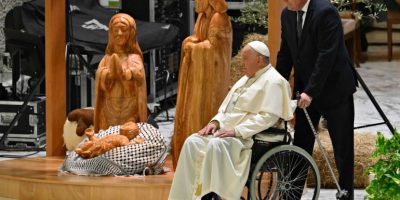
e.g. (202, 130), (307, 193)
(169, 64), (294, 200)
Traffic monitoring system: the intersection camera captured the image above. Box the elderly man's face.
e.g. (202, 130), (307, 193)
(241, 46), (262, 78)
(283, 0), (307, 11)
(112, 17), (130, 46)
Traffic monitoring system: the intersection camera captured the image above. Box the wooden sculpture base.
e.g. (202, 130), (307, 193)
(0, 156), (174, 199)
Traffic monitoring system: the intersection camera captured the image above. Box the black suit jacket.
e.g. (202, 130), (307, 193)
(276, 0), (357, 109)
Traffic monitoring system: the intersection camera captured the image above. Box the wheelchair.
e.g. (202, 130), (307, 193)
(244, 126), (321, 200)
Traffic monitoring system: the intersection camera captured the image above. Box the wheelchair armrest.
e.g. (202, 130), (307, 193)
(250, 127), (292, 164)
(257, 127), (292, 144)
(259, 127), (287, 134)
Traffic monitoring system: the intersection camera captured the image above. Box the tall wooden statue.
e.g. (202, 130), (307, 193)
(172, 0), (233, 168)
(94, 13), (147, 132)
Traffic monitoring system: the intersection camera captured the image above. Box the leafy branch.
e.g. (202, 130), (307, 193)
(366, 131), (400, 200)
(330, 0), (387, 21)
(233, 0), (268, 29)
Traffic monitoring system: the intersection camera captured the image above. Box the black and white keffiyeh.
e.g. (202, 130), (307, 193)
(61, 123), (167, 176)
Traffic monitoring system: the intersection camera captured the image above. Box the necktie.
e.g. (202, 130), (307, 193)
(297, 10), (304, 41)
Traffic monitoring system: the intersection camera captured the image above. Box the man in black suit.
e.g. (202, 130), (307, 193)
(276, 0), (358, 199)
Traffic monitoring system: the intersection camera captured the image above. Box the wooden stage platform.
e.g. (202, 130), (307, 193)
(0, 156), (174, 199)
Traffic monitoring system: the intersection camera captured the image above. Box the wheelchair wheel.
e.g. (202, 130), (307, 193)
(249, 145), (320, 200)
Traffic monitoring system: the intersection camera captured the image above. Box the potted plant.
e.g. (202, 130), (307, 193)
(231, 0), (267, 55)
(330, 0), (387, 51)
(233, 0), (268, 33)
(365, 131), (400, 199)
(331, 0), (386, 21)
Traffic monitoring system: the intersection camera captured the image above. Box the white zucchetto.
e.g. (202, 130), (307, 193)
(248, 41), (270, 57)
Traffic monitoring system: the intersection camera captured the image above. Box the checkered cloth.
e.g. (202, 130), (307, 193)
(61, 123), (167, 176)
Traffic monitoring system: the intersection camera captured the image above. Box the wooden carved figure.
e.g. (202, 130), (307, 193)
(172, 0), (233, 167)
(94, 13), (147, 132)
(75, 121), (144, 159)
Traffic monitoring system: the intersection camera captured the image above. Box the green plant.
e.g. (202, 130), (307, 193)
(233, 0), (268, 29)
(365, 131), (400, 200)
(330, 0), (387, 21)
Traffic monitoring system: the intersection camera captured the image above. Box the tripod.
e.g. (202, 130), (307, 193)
(354, 68), (395, 134)
(0, 28), (45, 150)
(0, 73), (44, 150)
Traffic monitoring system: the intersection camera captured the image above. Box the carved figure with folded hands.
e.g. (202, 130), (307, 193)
(94, 13), (147, 133)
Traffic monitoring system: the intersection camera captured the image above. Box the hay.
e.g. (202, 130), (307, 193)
(311, 129), (376, 189)
(230, 33), (268, 87)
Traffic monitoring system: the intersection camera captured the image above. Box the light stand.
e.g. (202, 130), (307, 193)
(0, 28), (45, 150)
(354, 69), (395, 134)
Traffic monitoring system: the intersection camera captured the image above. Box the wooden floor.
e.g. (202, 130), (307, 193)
(0, 156), (174, 200)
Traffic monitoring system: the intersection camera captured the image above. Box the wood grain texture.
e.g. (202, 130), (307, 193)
(0, 157), (174, 200)
(94, 13), (147, 133)
(172, 0), (232, 169)
(387, 10), (400, 61)
(268, 0), (286, 67)
(45, 0), (66, 156)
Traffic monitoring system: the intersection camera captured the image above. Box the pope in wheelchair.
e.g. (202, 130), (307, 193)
(169, 41), (294, 200)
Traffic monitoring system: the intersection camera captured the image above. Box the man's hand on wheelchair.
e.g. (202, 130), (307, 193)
(198, 123), (218, 136)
